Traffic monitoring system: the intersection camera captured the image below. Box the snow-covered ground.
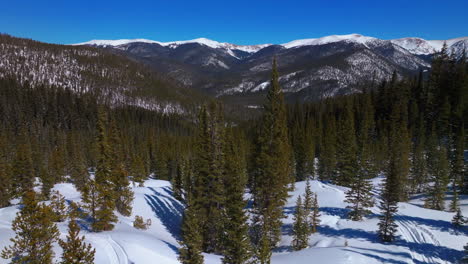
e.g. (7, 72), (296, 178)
(0, 178), (466, 264)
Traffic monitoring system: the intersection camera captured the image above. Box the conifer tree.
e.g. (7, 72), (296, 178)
(131, 155), (146, 186)
(251, 58), (292, 263)
(450, 188), (460, 212)
(222, 128), (252, 264)
(319, 116), (337, 181)
(335, 101), (358, 187)
(463, 243), (468, 263)
(0, 152), (12, 208)
(69, 141), (89, 192)
(425, 145), (449, 210)
(59, 219), (96, 264)
(92, 110), (117, 232)
(310, 193), (321, 234)
(451, 208), (465, 229)
(1, 191), (59, 264)
(303, 178), (313, 230)
(410, 119), (428, 193)
(39, 165), (54, 199)
(192, 102), (226, 253)
(178, 201), (204, 264)
(173, 159), (184, 202)
(50, 190), (67, 222)
(378, 162), (399, 242)
(12, 138), (34, 197)
(292, 195), (308, 251)
(81, 178), (98, 220)
(108, 118), (133, 217)
(345, 174), (374, 221)
(49, 146), (66, 183)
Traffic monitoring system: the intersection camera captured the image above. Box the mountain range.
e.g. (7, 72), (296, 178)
(74, 34), (468, 103)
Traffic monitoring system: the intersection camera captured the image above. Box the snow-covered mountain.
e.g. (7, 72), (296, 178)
(74, 37), (271, 54)
(0, 34), (205, 113)
(391, 36), (468, 55)
(76, 34), (468, 58)
(1, 177), (466, 264)
(72, 33), (467, 103)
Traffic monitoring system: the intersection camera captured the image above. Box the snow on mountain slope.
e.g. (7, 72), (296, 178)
(391, 37), (468, 55)
(0, 178), (466, 264)
(74, 38), (271, 53)
(282, 34), (378, 49)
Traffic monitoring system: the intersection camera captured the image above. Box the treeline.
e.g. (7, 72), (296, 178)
(0, 75), (196, 206)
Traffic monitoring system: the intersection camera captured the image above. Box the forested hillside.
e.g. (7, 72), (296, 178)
(0, 34), (467, 264)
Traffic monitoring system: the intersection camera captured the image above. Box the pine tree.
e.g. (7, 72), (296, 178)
(425, 145), (450, 210)
(173, 159), (184, 202)
(92, 109), (117, 232)
(335, 101), (358, 187)
(451, 208), (465, 229)
(81, 178), (99, 220)
(50, 190), (67, 222)
(131, 155), (146, 186)
(463, 243), (468, 263)
(39, 165), (54, 199)
(292, 196), (308, 250)
(12, 138), (34, 197)
(0, 151), (12, 208)
(192, 102), (226, 253)
(222, 128), (252, 264)
(251, 58), (292, 263)
(310, 193), (321, 234)
(178, 201), (204, 264)
(59, 219), (96, 264)
(449, 188), (460, 212)
(319, 116), (337, 181)
(378, 165), (399, 242)
(49, 146), (66, 183)
(1, 191), (59, 264)
(303, 178), (313, 233)
(108, 118), (133, 217)
(345, 174), (374, 221)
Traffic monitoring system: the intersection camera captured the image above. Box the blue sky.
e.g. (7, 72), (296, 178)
(1, 0), (467, 45)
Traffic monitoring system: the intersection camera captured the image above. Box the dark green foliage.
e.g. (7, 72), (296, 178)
(178, 202), (204, 264)
(50, 190), (68, 222)
(378, 163), (399, 243)
(0, 138), (12, 207)
(1, 191), (59, 264)
(335, 100), (358, 187)
(345, 176), (374, 221)
(451, 208), (465, 228)
(319, 116), (337, 181)
(222, 128), (252, 264)
(131, 155), (147, 186)
(292, 196), (308, 250)
(425, 145), (450, 210)
(310, 193), (320, 234)
(251, 59), (292, 263)
(12, 136), (34, 197)
(92, 110), (117, 232)
(59, 219), (96, 264)
(108, 118), (134, 217)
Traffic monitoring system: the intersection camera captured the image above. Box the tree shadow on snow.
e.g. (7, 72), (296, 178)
(145, 187), (184, 241)
(344, 247), (410, 264)
(394, 214), (468, 235)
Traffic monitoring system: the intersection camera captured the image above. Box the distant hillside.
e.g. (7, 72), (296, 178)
(0, 34), (206, 114)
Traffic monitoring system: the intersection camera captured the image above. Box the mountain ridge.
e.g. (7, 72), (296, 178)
(73, 33), (468, 56)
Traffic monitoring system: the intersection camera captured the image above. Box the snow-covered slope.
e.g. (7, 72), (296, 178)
(391, 37), (468, 55)
(74, 37), (271, 53)
(75, 34), (468, 56)
(1, 177), (466, 264)
(281, 34), (379, 49)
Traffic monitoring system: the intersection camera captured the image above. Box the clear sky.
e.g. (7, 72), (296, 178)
(1, 0), (467, 45)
